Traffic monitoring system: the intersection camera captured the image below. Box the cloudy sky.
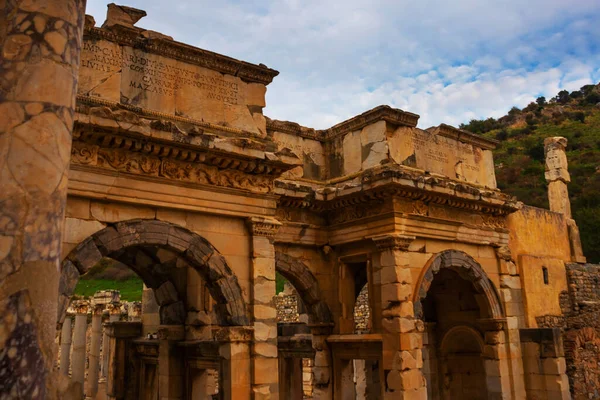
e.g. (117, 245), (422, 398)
(86, 0), (600, 129)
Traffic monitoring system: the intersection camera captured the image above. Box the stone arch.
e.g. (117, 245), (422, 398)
(274, 252), (332, 324)
(58, 219), (249, 326)
(413, 250), (504, 320)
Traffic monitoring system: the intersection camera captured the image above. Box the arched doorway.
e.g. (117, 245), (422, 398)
(57, 219), (249, 399)
(414, 250), (505, 400)
(275, 252), (333, 400)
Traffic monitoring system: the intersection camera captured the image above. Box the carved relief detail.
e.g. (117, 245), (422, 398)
(329, 200), (386, 224)
(482, 214), (506, 229)
(246, 217), (282, 237)
(371, 234), (415, 251)
(73, 142), (274, 193)
(412, 200), (429, 216)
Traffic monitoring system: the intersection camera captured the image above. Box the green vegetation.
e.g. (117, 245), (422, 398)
(73, 258), (143, 301)
(460, 83), (600, 263)
(276, 272), (286, 294)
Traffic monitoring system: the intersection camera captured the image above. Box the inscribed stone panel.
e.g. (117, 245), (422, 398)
(78, 38), (265, 134)
(78, 39), (122, 101)
(388, 126), (496, 188)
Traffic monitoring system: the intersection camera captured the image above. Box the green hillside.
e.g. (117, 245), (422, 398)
(460, 84), (600, 263)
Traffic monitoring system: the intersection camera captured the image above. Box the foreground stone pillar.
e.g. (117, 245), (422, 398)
(60, 316), (73, 376)
(0, 0), (86, 396)
(86, 304), (104, 398)
(71, 302), (89, 395)
(247, 217), (282, 399)
(371, 234), (426, 400)
(217, 327), (253, 400)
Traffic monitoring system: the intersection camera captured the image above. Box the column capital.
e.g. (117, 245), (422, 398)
(73, 300), (89, 315)
(213, 326), (254, 343)
(370, 233), (415, 251)
(246, 216), (282, 238)
(107, 302), (122, 315)
(92, 304), (105, 315)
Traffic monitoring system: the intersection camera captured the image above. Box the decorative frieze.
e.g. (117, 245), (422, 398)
(246, 217), (282, 238)
(371, 234), (415, 251)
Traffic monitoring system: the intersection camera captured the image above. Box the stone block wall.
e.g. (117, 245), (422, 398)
(547, 263), (600, 399)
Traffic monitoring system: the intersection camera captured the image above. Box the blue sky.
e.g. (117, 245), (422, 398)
(86, 0), (600, 129)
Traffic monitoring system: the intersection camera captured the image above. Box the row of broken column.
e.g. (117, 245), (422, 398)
(58, 301), (141, 399)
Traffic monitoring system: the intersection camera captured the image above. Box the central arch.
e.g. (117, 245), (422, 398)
(413, 249), (504, 320)
(58, 219), (249, 326)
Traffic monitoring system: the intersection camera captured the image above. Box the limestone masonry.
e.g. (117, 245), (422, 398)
(1, 2), (599, 400)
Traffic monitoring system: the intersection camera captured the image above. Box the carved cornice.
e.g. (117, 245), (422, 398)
(324, 105), (419, 140)
(76, 95), (269, 141)
(246, 217), (282, 237)
(427, 124), (499, 150)
(371, 234), (415, 251)
(276, 165), (521, 217)
(84, 26), (279, 85)
(266, 105), (420, 142)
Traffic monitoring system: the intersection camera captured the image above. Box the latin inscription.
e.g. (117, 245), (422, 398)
(81, 41), (240, 104)
(406, 130), (481, 173)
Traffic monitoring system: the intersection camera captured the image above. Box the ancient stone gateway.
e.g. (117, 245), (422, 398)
(0, 2), (598, 400)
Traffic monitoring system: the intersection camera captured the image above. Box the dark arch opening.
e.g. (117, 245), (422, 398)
(58, 219), (249, 326)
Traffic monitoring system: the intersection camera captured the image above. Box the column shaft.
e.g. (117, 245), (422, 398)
(60, 318), (73, 376)
(0, 0), (86, 395)
(86, 307), (103, 398)
(72, 310), (89, 394)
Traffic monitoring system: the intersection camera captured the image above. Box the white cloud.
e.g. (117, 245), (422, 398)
(85, 0), (600, 129)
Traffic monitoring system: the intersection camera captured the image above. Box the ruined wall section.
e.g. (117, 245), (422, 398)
(547, 263), (600, 399)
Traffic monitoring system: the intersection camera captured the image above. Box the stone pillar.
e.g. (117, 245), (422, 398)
(480, 320), (514, 399)
(217, 327), (253, 400)
(105, 321), (142, 400)
(371, 234), (426, 400)
(157, 325), (185, 400)
(72, 302), (89, 395)
(86, 304), (104, 398)
(494, 246), (527, 399)
(246, 216), (282, 399)
(544, 137), (586, 263)
(0, 0), (86, 395)
(310, 324), (333, 400)
(60, 316), (73, 376)
(544, 137), (572, 218)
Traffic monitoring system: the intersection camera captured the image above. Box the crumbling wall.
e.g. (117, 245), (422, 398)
(553, 263), (600, 399)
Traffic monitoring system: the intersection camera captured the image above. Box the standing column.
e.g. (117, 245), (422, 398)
(60, 316), (73, 376)
(71, 302), (89, 395)
(246, 217), (282, 399)
(0, 0), (86, 396)
(371, 234), (426, 400)
(544, 136), (571, 217)
(544, 136), (586, 262)
(86, 304), (104, 398)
